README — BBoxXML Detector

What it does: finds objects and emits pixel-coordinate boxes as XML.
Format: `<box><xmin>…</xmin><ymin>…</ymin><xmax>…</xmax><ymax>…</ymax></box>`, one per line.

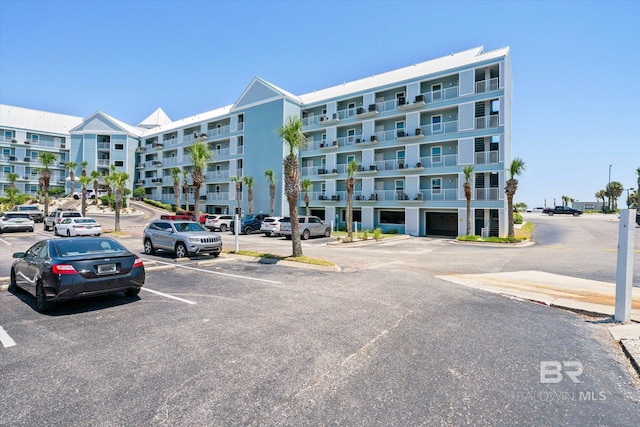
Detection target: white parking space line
<box><xmin>0</xmin><ymin>326</ymin><xmax>17</xmax><ymax>348</ymax></box>
<box><xmin>141</xmin><ymin>288</ymin><xmax>197</xmax><ymax>305</ymax></box>
<box><xmin>145</xmin><ymin>259</ymin><xmax>283</xmax><ymax>284</ymax></box>
<box><xmin>0</xmin><ymin>237</ymin><xmax>13</xmax><ymax>246</ymax></box>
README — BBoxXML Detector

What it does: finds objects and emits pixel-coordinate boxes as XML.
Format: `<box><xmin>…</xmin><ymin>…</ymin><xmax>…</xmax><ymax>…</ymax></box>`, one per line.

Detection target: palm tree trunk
<box><xmin>507</xmin><ymin>192</ymin><xmax>515</xmax><ymax>238</ymax></box>
<box><xmin>270</xmin><ymin>184</ymin><xmax>275</xmax><ymax>217</ymax></box>
<box><xmin>465</xmin><ymin>183</ymin><xmax>472</xmax><ymax>235</ymax></box>
<box><xmin>115</xmin><ymin>190</ymin><xmax>122</xmax><ymax>232</ymax></box>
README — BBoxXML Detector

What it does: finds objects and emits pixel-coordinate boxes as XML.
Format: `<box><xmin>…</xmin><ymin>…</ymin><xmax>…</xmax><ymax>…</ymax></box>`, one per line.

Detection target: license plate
<box><xmin>97</xmin><ymin>263</ymin><xmax>116</xmax><ymax>274</ymax></box>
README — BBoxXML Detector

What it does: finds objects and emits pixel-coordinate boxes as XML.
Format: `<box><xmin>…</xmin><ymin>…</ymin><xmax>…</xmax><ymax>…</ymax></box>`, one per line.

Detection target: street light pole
<box><xmin>608</xmin><ymin>164</ymin><xmax>612</xmax><ymax>211</ymax></box>
<box><xmin>626</xmin><ymin>188</ymin><xmax>634</xmax><ymax>208</ymax></box>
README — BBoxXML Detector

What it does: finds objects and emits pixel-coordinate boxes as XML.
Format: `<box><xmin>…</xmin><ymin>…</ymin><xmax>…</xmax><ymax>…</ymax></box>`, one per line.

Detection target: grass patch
<box><xmin>456</xmin><ymin>221</ymin><xmax>534</xmax><ymax>244</ymax></box>
<box><xmin>223</xmin><ymin>249</ymin><xmax>335</xmax><ymax>267</ymax></box>
<box><xmin>516</xmin><ymin>222</ymin><xmax>534</xmax><ymax>240</ymax></box>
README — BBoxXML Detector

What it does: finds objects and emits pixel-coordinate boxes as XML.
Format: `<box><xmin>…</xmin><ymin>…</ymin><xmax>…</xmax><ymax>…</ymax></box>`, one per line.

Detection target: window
<box><xmin>395</xmin><ymin>180</ymin><xmax>404</xmax><ymax>191</ymax></box>
<box><xmin>238</xmin><ymin>114</ymin><xmax>244</xmax><ymax>123</ymax></box>
<box><xmin>380</xmin><ymin>210</ymin><xmax>405</xmax><ymax>224</ymax></box>
<box><xmin>431</xmin><ymin>146</ymin><xmax>441</xmax><ymax>163</ymax></box>
<box><xmin>347</xmin><ymin>102</ymin><xmax>356</xmax><ymax>117</ymax></box>
<box><xmin>347</xmin><ymin>154</ymin><xmax>355</xmax><ymax>164</ymax></box>
<box><xmin>31</xmin><ymin>134</ymin><xmax>39</xmax><ymax>144</ymax></box>
<box><xmin>322</xmin><ymin>108</ymin><xmax>327</xmax><ymax>115</ymax></box>
<box><xmin>347</xmin><ymin>128</ymin><xmax>355</xmax><ymax>143</ymax></box>
<box><xmin>215</xmin><ymin>185</ymin><xmax>221</xmax><ymax>193</ymax></box>
<box><xmin>432</xmin><ymin>178</ymin><xmax>442</xmax><ymax>194</ymax></box>
<box><xmin>432</xmin><ymin>115</ymin><xmax>442</xmax><ymax>133</ymax></box>
<box><xmin>490</xmin><ymin>136</ymin><xmax>499</xmax><ymax>151</ymax></box>
<box><xmin>490</xmin><ymin>172</ymin><xmax>499</xmax><ymax>188</ymax></box>
<box><xmin>395</xmin><ymin>121</ymin><xmax>405</xmax><ymax>130</ymax></box>
<box><xmin>115</xmin><ymin>144</ymin><xmax>124</xmax><ymax>150</ymax></box>
<box><xmin>432</xmin><ymin>84</ymin><xmax>442</xmax><ymax>100</ymax></box>
<box><xmin>396</xmin><ymin>150</ymin><xmax>405</xmax><ymax>161</ymax></box>
<box><xmin>4</xmin><ymin>131</ymin><xmax>12</xmax><ymax>140</ymax></box>
<box><xmin>490</xmin><ymin>99</ymin><xmax>500</xmax><ymax>115</ymax></box>
<box><xmin>115</xmin><ymin>161</ymin><xmax>124</xmax><ymax>167</ymax></box>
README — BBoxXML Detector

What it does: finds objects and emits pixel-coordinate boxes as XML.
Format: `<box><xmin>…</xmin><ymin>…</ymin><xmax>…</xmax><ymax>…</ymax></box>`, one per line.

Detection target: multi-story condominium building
<box><xmin>0</xmin><ymin>45</ymin><xmax>511</xmax><ymax>237</ymax></box>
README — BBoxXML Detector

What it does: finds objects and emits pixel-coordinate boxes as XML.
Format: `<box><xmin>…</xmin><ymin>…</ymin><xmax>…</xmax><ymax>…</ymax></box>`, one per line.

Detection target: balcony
<box><xmin>97</xmin><ymin>142</ymin><xmax>110</xmax><ymax>150</ymax></box>
<box><xmin>97</xmin><ymin>159</ymin><xmax>110</xmax><ymax>167</ymax></box>
<box><xmin>205</xmin><ymin>170</ymin><xmax>230</xmax><ymax>180</ymax></box>
<box><xmin>418</xmin><ymin>188</ymin><xmax>458</xmax><ymax>201</ymax></box>
<box><xmin>206</xmin><ymin>191</ymin><xmax>230</xmax><ymax>201</ymax></box>
<box><xmin>136</xmin><ymin>146</ymin><xmax>146</xmax><ymax>153</ymax></box>
<box><xmin>419</xmin><ymin>153</ymin><xmax>458</xmax><ymax>168</ymax></box>
<box><xmin>475</xmin><ymin>78</ymin><xmax>499</xmax><ymax>94</ymax></box>
<box><xmin>206</xmin><ymin>124</ymin><xmax>231</xmax><ymax>139</ymax></box>
<box><xmin>475</xmin><ymin>151</ymin><xmax>500</xmax><ymax>164</ymax></box>
<box><xmin>475</xmin><ymin>188</ymin><xmax>500</xmax><ymax>200</ymax></box>
<box><xmin>475</xmin><ymin>114</ymin><xmax>500</xmax><ymax>130</ymax></box>
<box><xmin>416</xmin><ymin>120</ymin><xmax>459</xmax><ymax>137</ymax></box>
<box><xmin>152</xmin><ymin>142</ymin><xmax>163</xmax><ymax>149</ymax></box>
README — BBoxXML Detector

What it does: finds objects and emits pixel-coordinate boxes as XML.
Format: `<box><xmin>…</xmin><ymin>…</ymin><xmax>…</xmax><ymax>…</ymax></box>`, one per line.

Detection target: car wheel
<box><xmin>67</xmin><ymin>229</ymin><xmax>71</xmax><ymax>237</ymax></box>
<box><xmin>95</xmin><ymin>233</ymin><xmax>101</xmax><ymax>236</ymax></box>
<box><xmin>35</xmin><ymin>280</ymin><xmax>54</xmax><ymax>313</ymax></box>
<box><xmin>9</xmin><ymin>269</ymin><xmax>18</xmax><ymax>293</ymax></box>
<box><xmin>285</xmin><ymin>235</ymin><xmax>292</xmax><ymax>240</ymax></box>
<box><xmin>244</xmin><ymin>226</ymin><xmax>253</xmax><ymax>235</ymax></box>
<box><xmin>548</xmin><ymin>212</ymin><xmax>554</xmax><ymax>216</ymax></box>
<box><xmin>175</xmin><ymin>242</ymin><xmax>188</xmax><ymax>258</ymax></box>
<box><xmin>220</xmin><ymin>224</ymin><xmax>228</xmax><ymax>232</ymax></box>
<box><xmin>53</xmin><ymin>226</ymin><xmax>58</xmax><ymax>236</ymax></box>
<box><xmin>573</xmin><ymin>212</ymin><xmax>579</xmax><ymax>217</ymax></box>
<box><xmin>143</xmin><ymin>238</ymin><xmax>155</xmax><ymax>255</ymax></box>
<box><xmin>29</xmin><ymin>228</ymin><xmax>34</xmax><ymax>232</ymax></box>
<box><xmin>324</xmin><ymin>228</ymin><xmax>331</xmax><ymax>237</ymax></box>
<box><xmin>44</xmin><ymin>223</ymin><xmax>49</xmax><ymax>231</ymax></box>
<box><xmin>264</xmin><ymin>233</ymin><xmax>270</xmax><ymax>237</ymax></box>
<box><xmin>302</xmin><ymin>229</ymin><xmax>310</xmax><ymax>240</ymax></box>
<box><xmin>211</xmin><ymin>250</ymin><xmax>221</xmax><ymax>258</ymax></box>
<box><xmin>124</xmin><ymin>287</ymin><xmax>140</xmax><ymax>297</ymax></box>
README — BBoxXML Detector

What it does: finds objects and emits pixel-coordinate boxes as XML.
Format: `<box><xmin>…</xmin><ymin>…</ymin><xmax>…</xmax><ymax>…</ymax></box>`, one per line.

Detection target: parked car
<box><xmin>279</xmin><ymin>215</ymin><xmax>331</xmax><ymax>240</ymax></box>
<box><xmin>9</xmin><ymin>237</ymin><xmax>145</xmax><ymax>312</ymax></box>
<box><xmin>542</xmin><ymin>206</ymin><xmax>583</xmax><ymax>216</ymax></box>
<box><xmin>204</xmin><ymin>214</ymin><xmax>234</xmax><ymax>232</ymax></box>
<box><xmin>12</xmin><ymin>204</ymin><xmax>44</xmax><ymax>223</ymax></box>
<box><xmin>44</xmin><ymin>209</ymin><xmax>82</xmax><ymax>231</ymax></box>
<box><xmin>230</xmin><ymin>214</ymin><xmax>269</xmax><ymax>234</ymax></box>
<box><xmin>143</xmin><ymin>220</ymin><xmax>222</xmax><ymax>258</ymax></box>
<box><xmin>636</xmin><ymin>211</ymin><xmax>640</xmax><ymax>226</ymax></box>
<box><xmin>54</xmin><ymin>217</ymin><xmax>102</xmax><ymax>237</ymax></box>
<box><xmin>527</xmin><ymin>207</ymin><xmax>544</xmax><ymax>213</ymax></box>
<box><xmin>0</xmin><ymin>212</ymin><xmax>35</xmax><ymax>233</ymax></box>
<box><xmin>260</xmin><ymin>216</ymin><xmax>285</xmax><ymax>236</ymax></box>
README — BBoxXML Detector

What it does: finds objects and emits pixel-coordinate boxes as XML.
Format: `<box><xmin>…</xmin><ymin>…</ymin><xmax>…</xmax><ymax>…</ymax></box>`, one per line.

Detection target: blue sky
<box><xmin>1</xmin><ymin>0</ymin><xmax>638</xmax><ymax>208</ymax></box>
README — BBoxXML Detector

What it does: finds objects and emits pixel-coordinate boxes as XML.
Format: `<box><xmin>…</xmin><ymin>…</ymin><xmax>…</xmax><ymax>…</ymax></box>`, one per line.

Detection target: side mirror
<box><xmin>13</xmin><ymin>252</ymin><xmax>26</xmax><ymax>259</ymax></box>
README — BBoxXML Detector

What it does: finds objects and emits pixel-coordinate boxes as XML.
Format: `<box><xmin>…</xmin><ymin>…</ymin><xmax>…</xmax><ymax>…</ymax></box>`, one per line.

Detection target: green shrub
<box><xmin>362</xmin><ymin>229</ymin><xmax>370</xmax><ymax>240</ymax></box>
<box><xmin>373</xmin><ymin>228</ymin><xmax>382</xmax><ymax>240</ymax></box>
<box><xmin>387</xmin><ymin>228</ymin><xmax>398</xmax><ymax>234</ymax></box>
<box><xmin>514</xmin><ymin>212</ymin><xmax>523</xmax><ymax>224</ymax></box>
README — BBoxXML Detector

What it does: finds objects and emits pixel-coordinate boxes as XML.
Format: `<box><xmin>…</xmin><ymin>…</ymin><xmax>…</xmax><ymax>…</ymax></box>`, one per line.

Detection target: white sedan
<box><xmin>54</xmin><ymin>217</ymin><xmax>102</xmax><ymax>237</ymax></box>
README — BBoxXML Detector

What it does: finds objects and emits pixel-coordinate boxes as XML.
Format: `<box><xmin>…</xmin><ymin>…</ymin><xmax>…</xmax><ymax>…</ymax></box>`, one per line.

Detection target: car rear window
<box><xmin>18</xmin><ymin>206</ymin><xmax>39</xmax><ymax>211</ymax></box>
<box><xmin>5</xmin><ymin>213</ymin><xmax>32</xmax><ymax>219</ymax></box>
<box><xmin>75</xmin><ymin>218</ymin><xmax>98</xmax><ymax>224</ymax></box>
<box><xmin>54</xmin><ymin>239</ymin><xmax>127</xmax><ymax>257</ymax></box>
<box><xmin>63</xmin><ymin>212</ymin><xmax>82</xmax><ymax>218</ymax></box>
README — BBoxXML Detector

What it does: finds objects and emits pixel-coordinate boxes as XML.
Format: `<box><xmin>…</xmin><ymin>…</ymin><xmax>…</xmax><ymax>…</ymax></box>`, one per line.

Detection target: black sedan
<box><xmin>9</xmin><ymin>237</ymin><xmax>145</xmax><ymax>312</ymax></box>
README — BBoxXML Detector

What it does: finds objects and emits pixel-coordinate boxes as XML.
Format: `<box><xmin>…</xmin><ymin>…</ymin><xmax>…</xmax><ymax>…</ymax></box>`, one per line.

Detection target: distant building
<box><xmin>572</xmin><ymin>201</ymin><xmax>605</xmax><ymax>211</ymax></box>
<box><xmin>1</xmin><ymin>45</ymin><xmax>512</xmax><ymax>236</ymax></box>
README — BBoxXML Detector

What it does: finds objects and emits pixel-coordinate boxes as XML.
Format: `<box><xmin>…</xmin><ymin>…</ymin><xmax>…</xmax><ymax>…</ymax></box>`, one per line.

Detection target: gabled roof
<box><xmin>0</xmin><ymin>104</ymin><xmax>83</xmax><ymax>135</ymax></box>
<box><xmin>137</xmin><ymin>108</ymin><xmax>172</xmax><ymax>129</ymax></box>
<box><xmin>70</xmin><ymin>110</ymin><xmax>146</xmax><ymax>136</ymax></box>
<box><xmin>231</xmin><ymin>77</ymin><xmax>303</xmax><ymax>111</ymax></box>
<box><xmin>139</xmin><ymin>104</ymin><xmax>233</xmax><ymax>137</ymax></box>
<box><xmin>298</xmin><ymin>46</ymin><xmax>510</xmax><ymax>104</ymax></box>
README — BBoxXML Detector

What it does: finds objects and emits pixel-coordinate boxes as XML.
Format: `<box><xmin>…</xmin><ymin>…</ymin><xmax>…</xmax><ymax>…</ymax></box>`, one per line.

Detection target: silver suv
<box><xmin>143</xmin><ymin>220</ymin><xmax>222</xmax><ymax>258</ymax></box>
<box><xmin>44</xmin><ymin>209</ymin><xmax>82</xmax><ymax>231</ymax></box>
<box><xmin>279</xmin><ymin>216</ymin><xmax>331</xmax><ymax>240</ymax></box>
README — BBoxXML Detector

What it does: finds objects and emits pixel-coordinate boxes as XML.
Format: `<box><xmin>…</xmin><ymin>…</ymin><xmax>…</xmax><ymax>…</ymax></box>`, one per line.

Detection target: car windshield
<box><xmin>19</xmin><ymin>206</ymin><xmax>39</xmax><ymax>211</ymax></box>
<box><xmin>175</xmin><ymin>222</ymin><xmax>206</xmax><ymax>232</ymax></box>
<box><xmin>75</xmin><ymin>218</ymin><xmax>97</xmax><ymax>224</ymax></box>
<box><xmin>54</xmin><ymin>239</ymin><xmax>128</xmax><ymax>257</ymax></box>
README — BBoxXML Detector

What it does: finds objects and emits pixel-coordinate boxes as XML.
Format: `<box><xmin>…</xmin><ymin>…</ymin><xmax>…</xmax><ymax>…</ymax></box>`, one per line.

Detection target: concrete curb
<box><xmin>326</xmin><ymin>234</ymin><xmax>411</xmax><ymax>247</ymax></box>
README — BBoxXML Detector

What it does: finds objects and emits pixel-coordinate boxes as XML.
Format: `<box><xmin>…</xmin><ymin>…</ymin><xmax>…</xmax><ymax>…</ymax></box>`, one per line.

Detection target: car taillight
<box><xmin>52</xmin><ymin>264</ymin><xmax>78</xmax><ymax>275</ymax></box>
<box><xmin>134</xmin><ymin>258</ymin><xmax>144</xmax><ymax>268</ymax></box>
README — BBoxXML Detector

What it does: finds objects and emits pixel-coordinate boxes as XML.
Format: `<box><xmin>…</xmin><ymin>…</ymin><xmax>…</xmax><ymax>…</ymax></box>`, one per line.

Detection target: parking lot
<box><xmin>1</xmin><ymin>213</ymin><xmax>639</xmax><ymax>425</ymax></box>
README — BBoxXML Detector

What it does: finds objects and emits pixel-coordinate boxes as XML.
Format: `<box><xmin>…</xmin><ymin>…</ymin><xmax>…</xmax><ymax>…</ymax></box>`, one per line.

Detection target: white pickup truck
<box><xmin>73</xmin><ymin>189</ymin><xmax>107</xmax><ymax>199</ymax></box>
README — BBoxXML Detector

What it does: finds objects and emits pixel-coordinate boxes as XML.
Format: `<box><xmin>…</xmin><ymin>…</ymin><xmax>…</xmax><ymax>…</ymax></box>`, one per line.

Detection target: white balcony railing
<box><xmin>205</xmin><ymin>191</ymin><xmax>230</xmax><ymax>201</ymax></box>
<box><xmin>207</xmin><ymin>125</ymin><xmax>231</xmax><ymax>139</ymax></box>
<box><xmin>419</xmin><ymin>153</ymin><xmax>457</xmax><ymax>168</ymax></box>
<box><xmin>206</xmin><ymin>170</ymin><xmax>230</xmax><ymax>180</ymax></box>
<box><xmin>475</xmin><ymin>115</ymin><xmax>500</xmax><ymax>129</ymax></box>
<box><xmin>476</xmin><ymin>188</ymin><xmax>500</xmax><ymax>200</ymax></box>
<box><xmin>475</xmin><ymin>151</ymin><xmax>500</xmax><ymax>164</ymax></box>
<box><xmin>475</xmin><ymin>78</ymin><xmax>499</xmax><ymax>94</ymax></box>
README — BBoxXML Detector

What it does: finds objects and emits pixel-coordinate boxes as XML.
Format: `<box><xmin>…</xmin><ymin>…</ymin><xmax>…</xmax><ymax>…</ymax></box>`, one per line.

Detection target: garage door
<box><xmin>425</xmin><ymin>212</ymin><xmax>458</xmax><ymax>237</ymax></box>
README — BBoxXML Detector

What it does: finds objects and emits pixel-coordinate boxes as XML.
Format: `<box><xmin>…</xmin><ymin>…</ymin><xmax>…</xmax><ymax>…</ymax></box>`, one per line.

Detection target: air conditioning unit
<box><xmin>356</xmin><ymin>107</ymin><xmax>365</xmax><ymax>114</ymax></box>
<box><xmin>398</xmin><ymin>96</ymin><xmax>406</xmax><ymax>105</ymax></box>
<box><xmin>415</xmin><ymin>94</ymin><xmax>425</xmax><ymax>103</ymax></box>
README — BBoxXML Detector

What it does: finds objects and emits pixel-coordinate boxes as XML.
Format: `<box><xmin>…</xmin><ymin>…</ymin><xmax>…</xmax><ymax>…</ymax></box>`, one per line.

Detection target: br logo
<box><xmin>540</xmin><ymin>361</ymin><xmax>583</xmax><ymax>384</ymax></box>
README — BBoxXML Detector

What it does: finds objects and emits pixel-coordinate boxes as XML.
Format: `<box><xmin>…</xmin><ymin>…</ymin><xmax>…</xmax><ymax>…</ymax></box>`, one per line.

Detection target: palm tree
<box><xmin>38</xmin><ymin>152</ymin><xmax>57</xmax><ymax>216</ymax></box>
<box><xmin>504</xmin><ymin>157</ymin><xmax>526</xmax><ymax>239</ymax></box>
<box><xmin>91</xmin><ymin>170</ymin><xmax>101</xmax><ymax>205</ymax></box>
<box><xmin>277</xmin><ymin>116</ymin><xmax>306</xmax><ymax>257</ymax></box>
<box><xmin>463</xmin><ymin>165</ymin><xmax>474</xmax><ymax>235</ymax></box>
<box><xmin>65</xmin><ymin>161</ymin><xmax>77</xmax><ymax>199</ymax></box>
<box><xmin>607</xmin><ymin>181</ymin><xmax>623</xmax><ymax>210</ymax></box>
<box><xmin>301</xmin><ymin>178</ymin><xmax>312</xmax><ymax>216</ymax></box>
<box><xmin>345</xmin><ymin>160</ymin><xmax>358</xmax><ymax>241</ymax></box>
<box><xmin>189</xmin><ymin>139</ymin><xmax>212</xmax><ymax>219</ymax></box>
<box><xmin>7</xmin><ymin>172</ymin><xmax>19</xmax><ymax>190</ymax></box>
<box><xmin>264</xmin><ymin>169</ymin><xmax>276</xmax><ymax>217</ymax></box>
<box><xmin>636</xmin><ymin>167</ymin><xmax>640</xmax><ymax>208</ymax></box>
<box><xmin>104</xmin><ymin>165</ymin><xmax>116</xmax><ymax>208</ymax></box>
<box><xmin>243</xmin><ymin>176</ymin><xmax>254</xmax><ymax>215</ymax></box>
<box><xmin>182</xmin><ymin>170</ymin><xmax>190</xmax><ymax>211</ymax></box>
<box><xmin>230</xmin><ymin>176</ymin><xmax>242</xmax><ymax>215</ymax></box>
<box><xmin>595</xmin><ymin>190</ymin><xmax>607</xmax><ymax>212</ymax></box>
<box><xmin>78</xmin><ymin>175</ymin><xmax>92</xmax><ymax>216</ymax></box>
<box><xmin>171</xmin><ymin>167</ymin><xmax>182</xmax><ymax>211</ymax></box>
<box><xmin>110</xmin><ymin>171</ymin><xmax>129</xmax><ymax>232</ymax></box>
<box><xmin>80</xmin><ymin>161</ymin><xmax>88</xmax><ymax>177</ymax></box>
